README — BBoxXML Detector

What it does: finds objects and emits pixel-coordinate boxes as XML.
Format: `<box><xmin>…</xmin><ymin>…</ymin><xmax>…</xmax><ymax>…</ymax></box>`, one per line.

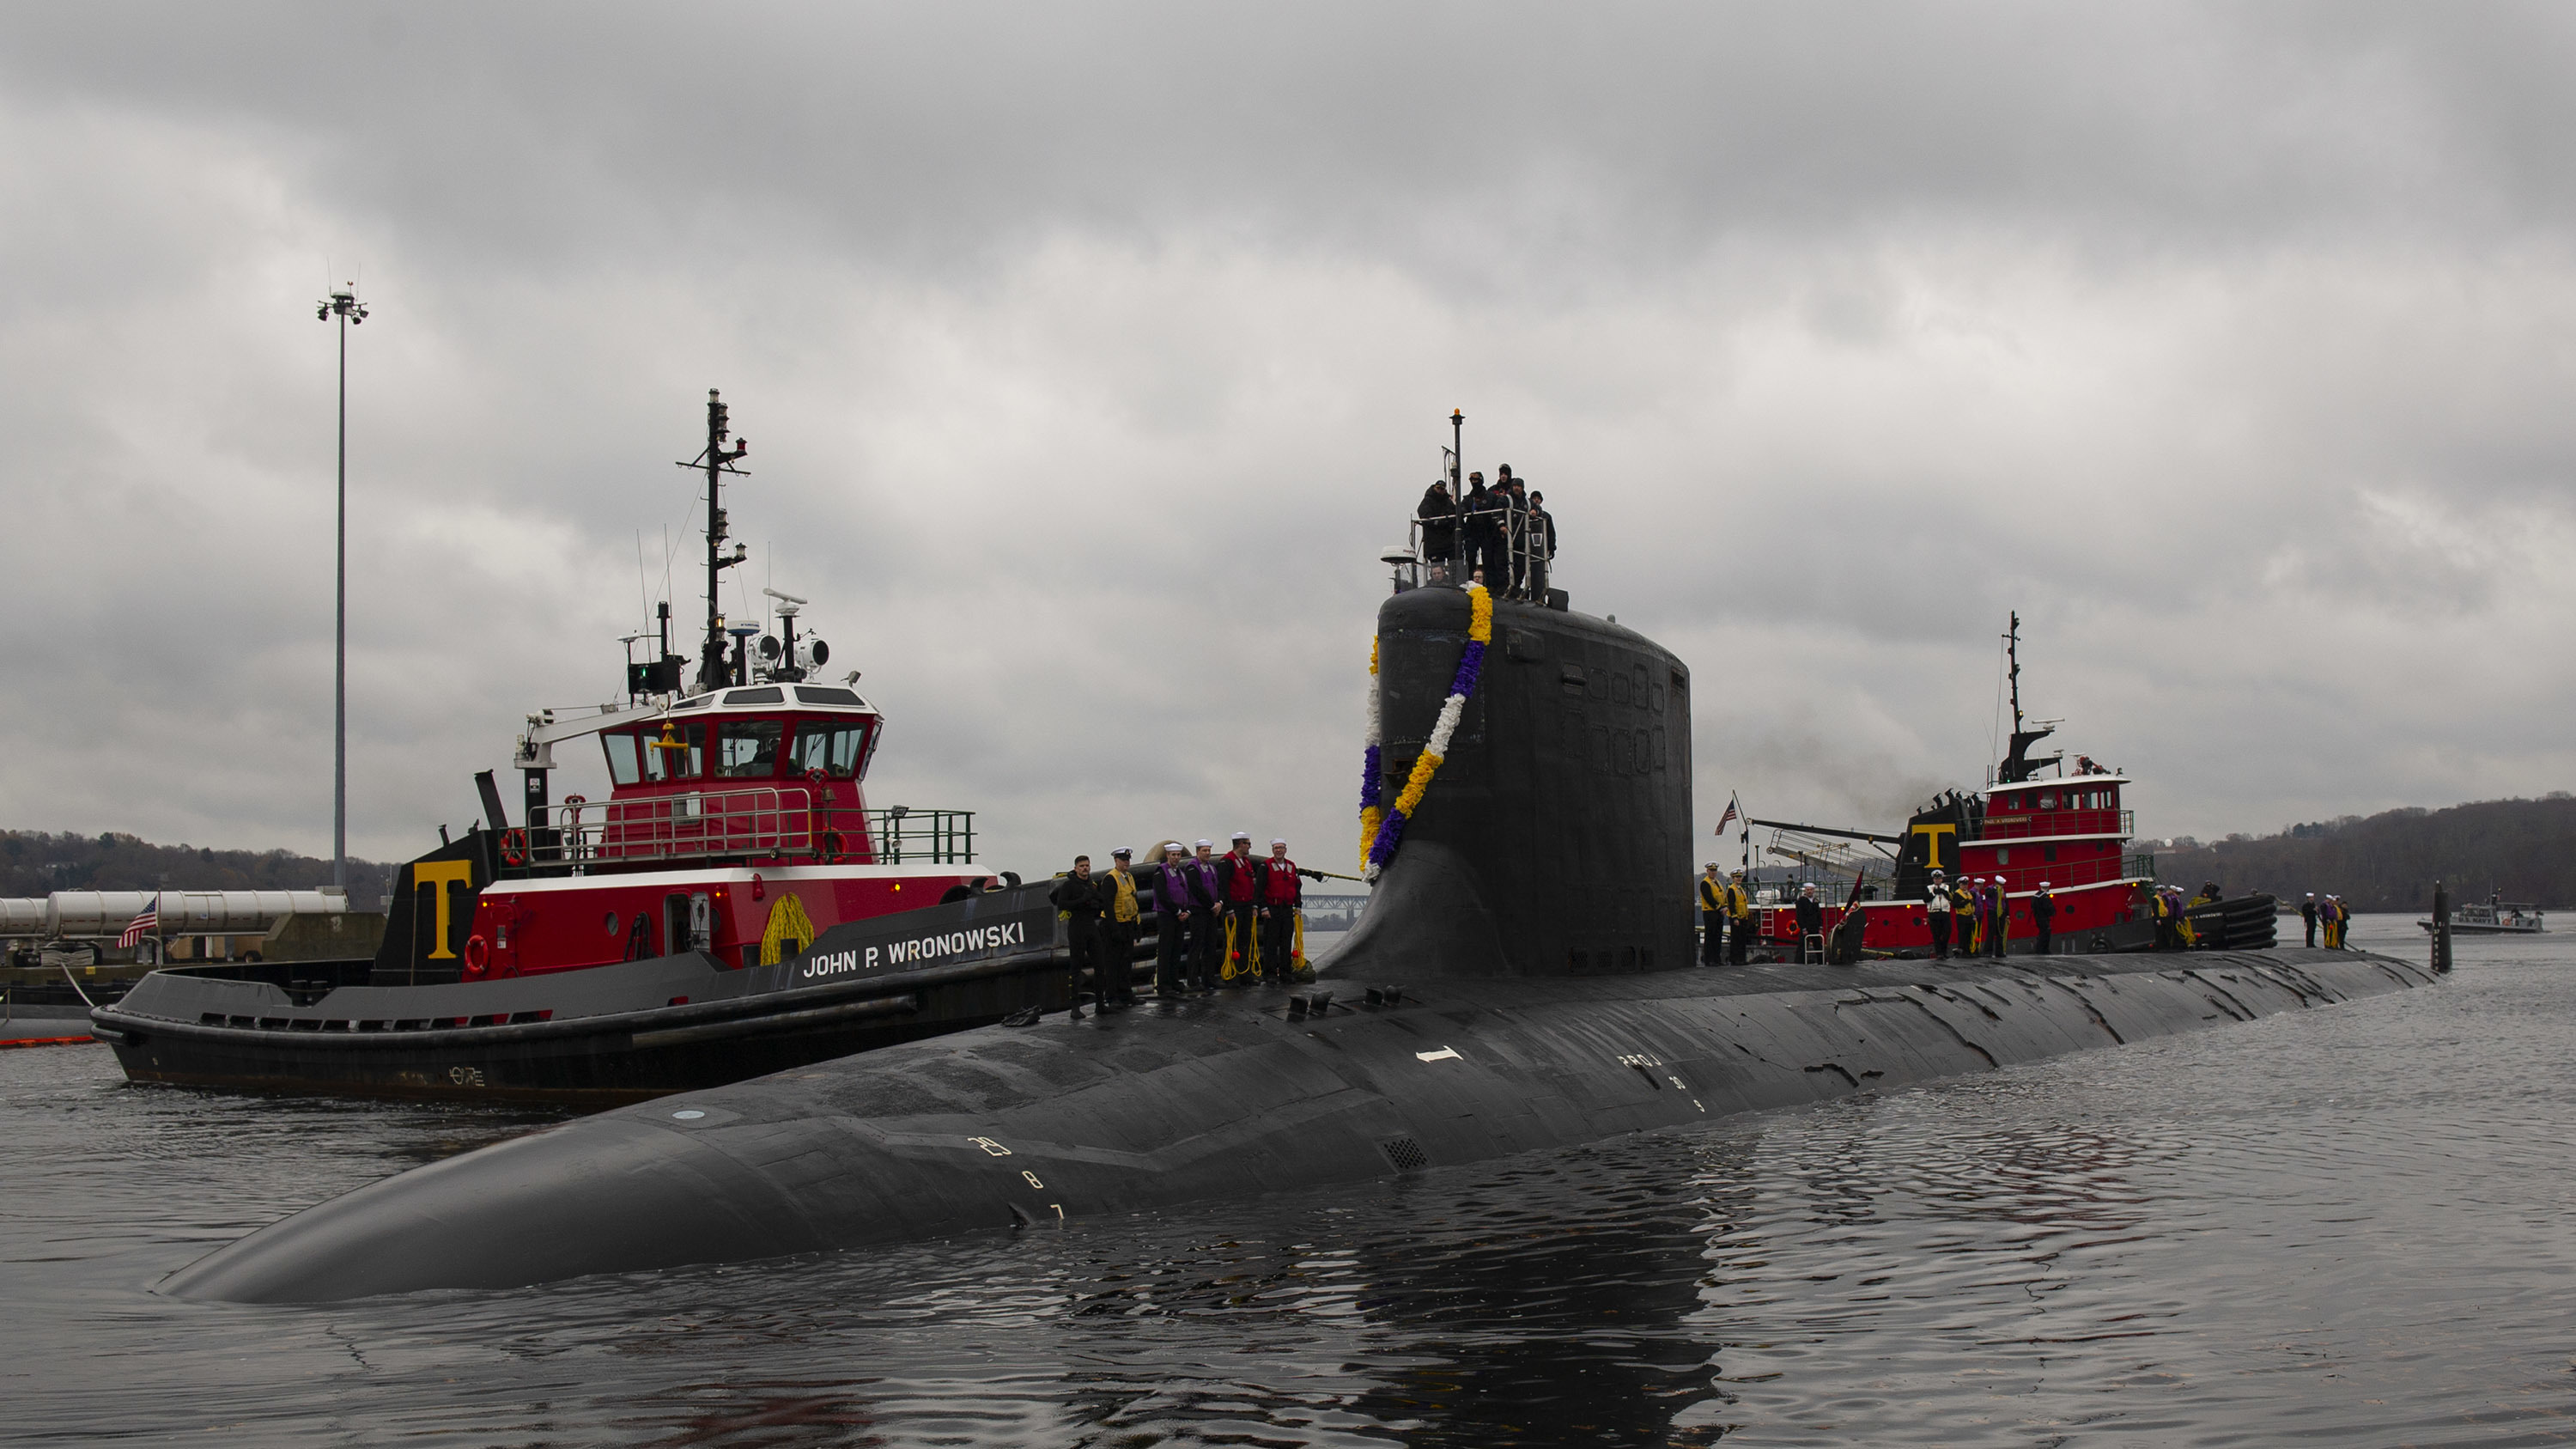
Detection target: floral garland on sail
<box><xmin>1360</xmin><ymin>582</ymin><xmax>1493</xmax><ymax>882</ymax></box>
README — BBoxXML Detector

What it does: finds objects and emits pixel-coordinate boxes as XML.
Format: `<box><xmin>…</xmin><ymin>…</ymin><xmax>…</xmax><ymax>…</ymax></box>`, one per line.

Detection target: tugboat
<box><xmin>1741</xmin><ymin>614</ymin><xmax>2275</xmax><ymax>959</ymax></box>
<box><xmin>2421</xmin><ymin>896</ymin><xmax>2547</xmax><ymax>935</ymax></box>
<box><xmin>93</xmin><ymin>393</ymin><xmax>1091</xmax><ymax>1103</ymax></box>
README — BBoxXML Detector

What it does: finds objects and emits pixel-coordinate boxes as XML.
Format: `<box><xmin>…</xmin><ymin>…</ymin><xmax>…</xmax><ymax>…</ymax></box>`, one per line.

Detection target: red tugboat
<box><xmin>94</xmin><ymin>393</ymin><xmax>1089</xmax><ymax>1103</ymax></box>
<box><xmin>1740</xmin><ymin>615</ymin><xmax>2275</xmax><ymax>959</ymax></box>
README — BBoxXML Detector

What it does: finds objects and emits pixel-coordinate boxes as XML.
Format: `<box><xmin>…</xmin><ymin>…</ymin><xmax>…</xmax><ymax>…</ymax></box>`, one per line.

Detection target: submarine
<box><xmin>163</xmin><ymin>575</ymin><xmax>2438</xmax><ymax>1303</ymax></box>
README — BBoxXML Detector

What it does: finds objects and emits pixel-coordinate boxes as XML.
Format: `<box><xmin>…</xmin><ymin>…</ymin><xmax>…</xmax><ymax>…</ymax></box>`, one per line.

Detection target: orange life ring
<box><xmin>463</xmin><ymin>932</ymin><xmax>490</xmax><ymax>978</ymax></box>
<box><xmin>500</xmin><ymin>828</ymin><xmax>529</xmax><ymax>868</ymax></box>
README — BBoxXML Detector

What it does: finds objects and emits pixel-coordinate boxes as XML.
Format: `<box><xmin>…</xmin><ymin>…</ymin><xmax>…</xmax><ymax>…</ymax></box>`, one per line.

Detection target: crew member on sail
<box><xmin>2032</xmin><ymin>881</ymin><xmax>2056</xmax><ymax>956</ymax></box>
<box><xmin>1926</xmin><ymin>868</ymin><xmax>1953</xmax><ymax>960</ymax></box>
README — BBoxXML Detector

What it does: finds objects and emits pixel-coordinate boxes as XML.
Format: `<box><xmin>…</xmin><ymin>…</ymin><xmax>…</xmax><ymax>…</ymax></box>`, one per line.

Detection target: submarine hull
<box><xmin>165</xmin><ymin>947</ymin><xmax>2433</xmax><ymax>1302</ymax></box>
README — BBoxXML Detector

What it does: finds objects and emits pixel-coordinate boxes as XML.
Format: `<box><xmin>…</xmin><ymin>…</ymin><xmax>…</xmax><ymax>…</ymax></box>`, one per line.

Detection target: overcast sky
<box><xmin>3</xmin><ymin>2</ymin><xmax>2571</xmax><ymax>880</ymax></box>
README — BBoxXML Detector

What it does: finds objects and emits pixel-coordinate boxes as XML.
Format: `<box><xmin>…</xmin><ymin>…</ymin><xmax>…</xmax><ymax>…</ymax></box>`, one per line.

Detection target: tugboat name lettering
<box><xmin>802</xmin><ymin>921</ymin><xmax>1028</xmax><ymax>979</ymax></box>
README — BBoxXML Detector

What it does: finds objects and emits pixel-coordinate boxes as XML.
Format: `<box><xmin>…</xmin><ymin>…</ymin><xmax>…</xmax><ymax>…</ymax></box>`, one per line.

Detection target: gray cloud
<box><xmin>2</xmin><ymin>2</ymin><xmax>2572</xmax><ymax>880</ymax></box>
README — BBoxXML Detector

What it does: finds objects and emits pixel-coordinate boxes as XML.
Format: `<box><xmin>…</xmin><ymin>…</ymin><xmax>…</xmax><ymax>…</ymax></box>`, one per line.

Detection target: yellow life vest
<box><xmin>1109</xmin><ymin>868</ymin><xmax>1139</xmax><ymax>923</ymax></box>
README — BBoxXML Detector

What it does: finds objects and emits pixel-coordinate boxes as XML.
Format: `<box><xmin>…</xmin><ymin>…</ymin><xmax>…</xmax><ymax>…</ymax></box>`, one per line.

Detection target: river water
<box><xmin>4</xmin><ymin>914</ymin><xmax>2570</xmax><ymax>1446</ymax></box>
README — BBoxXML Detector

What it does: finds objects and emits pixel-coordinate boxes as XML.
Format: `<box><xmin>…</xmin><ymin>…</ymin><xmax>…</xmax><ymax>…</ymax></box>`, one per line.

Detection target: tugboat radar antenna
<box><xmin>678</xmin><ymin>389</ymin><xmax>751</xmax><ymax>693</ymax></box>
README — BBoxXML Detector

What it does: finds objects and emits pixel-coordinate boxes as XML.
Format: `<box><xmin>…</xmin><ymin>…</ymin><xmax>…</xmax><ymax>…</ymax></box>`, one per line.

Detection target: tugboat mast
<box><xmin>682</xmin><ymin>390</ymin><xmax>750</xmax><ymax>693</ymax></box>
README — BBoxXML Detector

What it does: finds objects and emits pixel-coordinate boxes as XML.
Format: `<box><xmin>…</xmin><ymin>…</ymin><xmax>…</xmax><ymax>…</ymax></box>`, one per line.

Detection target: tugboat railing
<box><xmin>522</xmin><ymin>789</ymin><xmax>975</xmax><ymax>869</ymax></box>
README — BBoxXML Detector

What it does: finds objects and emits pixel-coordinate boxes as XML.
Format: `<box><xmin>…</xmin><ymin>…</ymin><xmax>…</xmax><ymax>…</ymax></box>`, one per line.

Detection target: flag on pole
<box><xmin>116</xmin><ymin>905</ymin><xmax>158</xmax><ymax>948</ymax></box>
<box><xmin>1716</xmin><ymin>800</ymin><xmax>1738</xmax><ymax>833</ymax></box>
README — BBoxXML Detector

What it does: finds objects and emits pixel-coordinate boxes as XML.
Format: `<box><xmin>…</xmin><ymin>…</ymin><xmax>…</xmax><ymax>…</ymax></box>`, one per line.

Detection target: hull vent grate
<box><xmin>1377</xmin><ymin>1135</ymin><xmax>1430</xmax><ymax>1172</ymax></box>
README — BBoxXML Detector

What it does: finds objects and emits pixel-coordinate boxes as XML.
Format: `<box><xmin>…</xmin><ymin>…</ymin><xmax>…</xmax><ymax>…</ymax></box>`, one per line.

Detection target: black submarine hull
<box><xmin>162</xmin><ymin>587</ymin><xmax>2436</xmax><ymax>1303</ymax></box>
<box><xmin>162</xmin><ymin>947</ymin><xmax>2431</xmax><ymax>1302</ymax></box>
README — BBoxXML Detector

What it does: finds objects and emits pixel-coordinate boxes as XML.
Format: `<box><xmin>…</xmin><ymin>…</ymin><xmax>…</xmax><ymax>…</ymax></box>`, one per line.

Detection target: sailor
<box><xmin>1415</xmin><ymin>483</ymin><xmax>1457</xmax><ymax>578</ymax></box>
<box><xmin>2324</xmin><ymin>894</ymin><xmax>2345</xmax><ymax>949</ymax></box>
<box><xmin>1187</xmin><ymin>841</ymin><xmax>1225</xmax><ymax>989</ymax></box>
<box><xmin>1096</xmin><ymin>848</ymin><xmax>1141</xmax><ymax>1007</ymax></box>
<box><xmin>1953</xmin><ymin>874</ymin><xmax>1980</xmax><ymax>956</ymax></box>
<box><xmin>1525</xmin><ymin>490</ymin><xmax>1557</xmax><ymax>602</ymax></box>
<box><xmin>1727</xmin><ymin>869</ymin><xmax>1753</xmax><ymax>963</ymax></box>
<box><xmin>1698</xmin><ymin>863</ymin><xmax>1728</xmax><ymax>965</ymax></box>
<box><xmin>1925</xmin><ymin>868</ymin><xmax>1953</xmax><ymax>960</ymax></box>
<box><xmin>1257</xmin><ymin>838</ymin><xmax>1303</xmax><ymax>983</ymax></box>
<box><xmin>2031</xmin><ymin>881</ymin><xmax>2056</xmax><ymax>956</ymax></box>
<box><xmin>1461</xmin><ymin>472</ymin><xmax>1504</xmax><ymax>587</ymax></box>
<box><xmin>1151</xmin><ymin>843</ymin><xmax>1200</xmax><ymax>997</ymax></box>
<box><xmin>1048</xmin><ymin>855</ymin><xmax>1103</xmax><ymax>1018</ymax></box>
<box><xmin>1794</xmin><ymin>884</ymin><xmax>1824</xmax><ymax>964</ymax></box>
<box><xmin>1497</xmin><ymin>466</ymin><xmax>1528</xmax><ymax>599</ymax></box>
<box><xmin>1214</xmin><ymin>831</ymin><xmax>1261</xmax><ymax>984</ymax></box>
<box><xmin>2300</xmin><ymin>892</ymin><xmax>2318</xmax><ymax>947</ymax></box>
<box><xmin>1988</xmin><ymin>877</ymin><xmax>2011</xmax><ymax>959</ymax></box>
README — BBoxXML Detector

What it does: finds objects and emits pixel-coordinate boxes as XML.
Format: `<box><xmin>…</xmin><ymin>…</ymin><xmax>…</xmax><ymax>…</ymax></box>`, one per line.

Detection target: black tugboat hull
<box><xmin>94</xmin><ymin>887</ymin><xmax>1092</xmax><ymax>1105</ymax></box>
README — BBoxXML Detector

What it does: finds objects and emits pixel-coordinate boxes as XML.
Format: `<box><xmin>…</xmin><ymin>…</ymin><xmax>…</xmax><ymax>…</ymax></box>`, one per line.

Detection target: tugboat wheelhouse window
<box><xmin>790</xmin><ymin>721</ymin><xmax>870</xmax><ymax>778</ymax></box>
<box><xmin>602</xmin><ymin>733</ymin><xmax>643</xmax><ymax>787</ymax></box>
<box><xmin>717</xmin><ymin>721</ymin><xmax>784</xmax><ymax>778</ymax></box>
<box><xmin>641</xmin><ymin>722</ymin><xmax>707</xmax><ymax>782</ymax></box>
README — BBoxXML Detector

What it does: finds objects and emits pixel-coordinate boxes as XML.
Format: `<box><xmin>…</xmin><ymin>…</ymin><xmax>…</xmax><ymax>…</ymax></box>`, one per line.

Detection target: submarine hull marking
<box><xmin>161</xmin><ymin>948</ymin><xmax>2432</xmax><ymax>1303</ymax></box>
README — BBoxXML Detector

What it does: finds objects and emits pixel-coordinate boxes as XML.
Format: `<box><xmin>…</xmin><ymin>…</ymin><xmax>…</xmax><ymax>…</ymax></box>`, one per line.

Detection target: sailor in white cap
<box><xmin>1213</xmin><ymin>831</ymin><xmax>1261</xmax><ymax>984</ymax></box>
<box><xmin>2031</xmin><ymin>880</ymin><xmax>2057</xmax><ymax>956</ymax></box>
<box><xmin>1984</xmin><ymin>876</ymin><xmax>2010</xmax><ymax>960</ymax></box>
<box><xmin>1257</xmin><ymin>837</ymin><xmax>1305</xmax><ymax>983</ymax></box>
<box><xmin>2300</xmin><ymin>892</ymin><xmax>2318</xmax><ymax>947</ymax></box>
<box><xmin>1095</xmin><ymin>848</ymin><xmax>1140</xmax><ymax>1007</ymax></box>
<box><xmin>1925</xmin><ymin>868</ymin><xmax>1953</xmax><ymax>961</ymax></box>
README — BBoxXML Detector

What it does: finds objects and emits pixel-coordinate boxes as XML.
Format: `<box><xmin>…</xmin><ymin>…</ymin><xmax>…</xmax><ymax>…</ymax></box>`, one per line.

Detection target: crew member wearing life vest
<box><xmin>1727</xmin><ymin>871</ymin><xmax>1753</xmax><ymax>964</ymax></box>
<box><xmin>1925</xmin><ymin>868</ymin><xmax>1953</xmax><ymax>960</ymax></box>
<box><xmin>1097</xmin><ymin>848</ymin><xmax>1141</xmax><ymax>1008</ymax></box>
<box><xmin>1698</xmin><ymin>863</ymin><xmax>1728</xmax><ymax>965</ymax></box>
<box><xmin>1257</xmin><ymin>838</ymin><xmax>1304</xmax><ymax>984</ymax></box>
<box><xmin>1214</xmin><ymin>831</ymin><xmax>1262</xmax><ymax>983</ymax></box>
<box><xmin>2031</xmin><ymin>881</ymin><xmax>2056</xmax><ymax>956</ymax></box>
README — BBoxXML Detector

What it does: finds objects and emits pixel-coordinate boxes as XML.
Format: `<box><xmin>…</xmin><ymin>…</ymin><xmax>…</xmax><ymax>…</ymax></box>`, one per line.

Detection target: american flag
<box><xmin>1716</xmin><ymin>801</ymin><xmax>1739</xmax><ymax>833</ymax></box>
<box><xmin>117</xmin><ymin>904</ymin><xmax>158</xmax><ymax>948</ymax></box>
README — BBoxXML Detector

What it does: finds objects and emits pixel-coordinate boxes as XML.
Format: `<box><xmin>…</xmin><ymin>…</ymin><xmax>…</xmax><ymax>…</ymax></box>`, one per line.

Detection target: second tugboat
<box><xmin>94</xmin><ymin>393</ymin><xmax>1089</xmax><ymax>1103</ymax></box>
<box><xmin>1739</xmin><ymin>614</ymin><xmax>2276</xmax><ymax>959</ymax></box>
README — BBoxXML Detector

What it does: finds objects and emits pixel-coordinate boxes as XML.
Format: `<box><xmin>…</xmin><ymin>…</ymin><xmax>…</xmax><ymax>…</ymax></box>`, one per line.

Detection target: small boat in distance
<box><xmin>2421</xmin><ymin>896</ymin><xmax>2547</xmax><ymax>935</ymax></box>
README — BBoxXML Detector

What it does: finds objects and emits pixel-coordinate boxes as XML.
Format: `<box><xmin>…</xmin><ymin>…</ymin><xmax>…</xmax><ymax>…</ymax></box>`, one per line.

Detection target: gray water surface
<box><xmin>3</xmin><ymin>914</ymin><xmax>2569</xmax><ymax>1446</ymax></box>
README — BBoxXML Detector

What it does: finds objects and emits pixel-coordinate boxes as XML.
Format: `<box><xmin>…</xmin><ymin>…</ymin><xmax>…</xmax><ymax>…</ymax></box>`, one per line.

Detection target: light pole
<box><xmin>316</xmin><ymin>283</ymin><xmax>368</xmax><ymax>894</ymax></box>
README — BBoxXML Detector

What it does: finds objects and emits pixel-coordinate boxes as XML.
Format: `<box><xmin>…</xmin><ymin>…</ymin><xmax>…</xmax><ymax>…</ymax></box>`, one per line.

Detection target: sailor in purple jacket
<box><xmin>1151</xmin><ymin>843</ymin><xmax>1201</xmax><ymax>997</ymax></box>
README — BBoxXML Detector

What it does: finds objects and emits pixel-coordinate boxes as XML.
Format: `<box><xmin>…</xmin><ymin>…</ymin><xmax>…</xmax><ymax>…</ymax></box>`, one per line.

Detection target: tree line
<box><xmin>2155</xmin><ymin>795</ymin><xmax>2576</xmax><ymax>912</ymax></box>
<box><xmin>1</xmin><ymin>831</ymin><xmax>395</xmax><ymax>909</ymax></box>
